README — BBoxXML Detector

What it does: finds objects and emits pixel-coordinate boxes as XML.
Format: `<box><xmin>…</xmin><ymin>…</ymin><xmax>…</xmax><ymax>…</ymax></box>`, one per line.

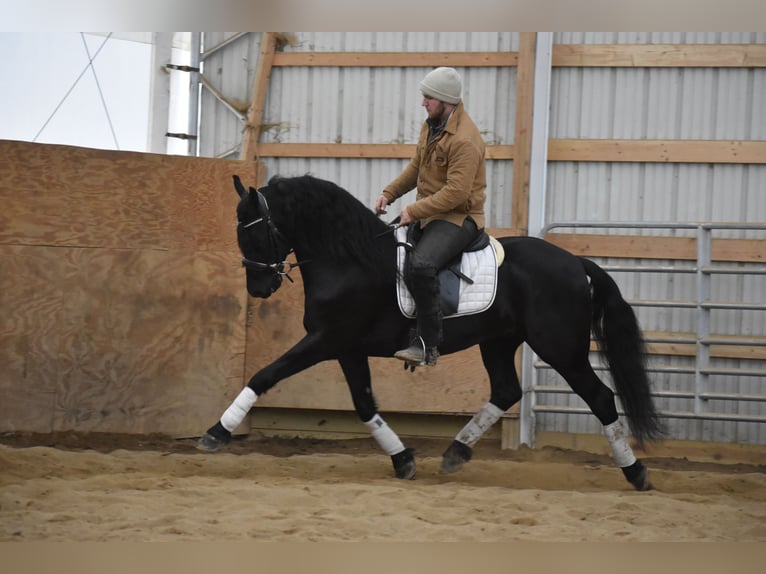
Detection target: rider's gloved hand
<box><xmin>374</xmin><ymin>194</ymin><xmax>389</xmax><ymax>215</ymax></box>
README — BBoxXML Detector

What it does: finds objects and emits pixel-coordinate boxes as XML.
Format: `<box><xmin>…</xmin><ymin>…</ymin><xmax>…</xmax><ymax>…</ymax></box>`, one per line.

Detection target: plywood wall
<box><xmin>0</xmin><ymin>141</ymin><xmax>257</xmax><ymax>437</ymax></box>
<box><xmin>0</xmin><ymin>140</ymin><xmax>502</xmax><ymax>440</ymax></box>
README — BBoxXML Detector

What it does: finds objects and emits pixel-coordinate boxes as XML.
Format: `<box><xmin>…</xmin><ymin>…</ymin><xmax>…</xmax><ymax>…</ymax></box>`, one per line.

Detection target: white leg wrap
<box><xmin>220</xmin><ymin>387</ymin><xmax>257</xmax><ymax>432</ymax></box>
<box><xmin>604</xmin><ymin>420</ymin><xmax>637</xmax><ymax>468</ymax></box>
<box><xmin>364</xmin><ymin>414</ymin><xmax>405</xmax><ymax>456</ymax></box>
<box><xmin>456</xmin><ymin>402</ymin><xmax>505</xmax><ymax>448</ymax></box>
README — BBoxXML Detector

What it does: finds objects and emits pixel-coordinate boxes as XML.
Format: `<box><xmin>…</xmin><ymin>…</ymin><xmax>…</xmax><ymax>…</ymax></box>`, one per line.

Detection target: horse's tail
<box><xmin>580</xmin><ymin>257</ymin><xmax>665</xmax><ymax>445</ymax></box>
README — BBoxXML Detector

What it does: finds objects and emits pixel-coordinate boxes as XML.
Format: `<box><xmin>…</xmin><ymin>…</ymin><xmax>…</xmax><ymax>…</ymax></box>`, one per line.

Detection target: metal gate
<box><xmin>519</xmin><ymin>222</ymin><xmax>766</xmax><ymax>447</ymax></box>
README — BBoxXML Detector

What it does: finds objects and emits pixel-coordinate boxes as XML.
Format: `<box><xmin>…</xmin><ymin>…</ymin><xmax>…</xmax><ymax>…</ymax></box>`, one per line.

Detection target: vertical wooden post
<box><xmin>512</xmin><ymin>32</ymin><xmax>537</xmax><ymax>235</ymax></box>
<box><xmin>240</xmin><ymin>32</ymin><xmax>278</xmax><ymax>162</ymax></box>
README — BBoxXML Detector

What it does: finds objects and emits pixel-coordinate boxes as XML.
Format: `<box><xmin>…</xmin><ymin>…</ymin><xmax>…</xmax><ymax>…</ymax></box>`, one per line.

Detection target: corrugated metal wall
<box><xmin>197</xmin><ymin>32</ymin><xmax>765</xmax><ymax>445</ymax></box>
<box><xmin>199</xmin><ymin>32</ymin><xmax>518</xmax><ymax>227</ymax></box>
<box><xmin>541</xmin><ymin>31</ymin><xmax>766</xmax><ymax>445</ymax></box>
<box><xmin>548</xmin><ymin>32</ymin><xmax>766</xmax><ymax>227</ymax></box>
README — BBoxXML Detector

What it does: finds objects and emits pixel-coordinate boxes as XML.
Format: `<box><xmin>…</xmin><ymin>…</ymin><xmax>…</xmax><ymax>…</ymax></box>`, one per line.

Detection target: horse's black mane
<box><xmin>263</xmin><ymin>175</ymin><xmax>396</xmax><ymax>281</ymax></box>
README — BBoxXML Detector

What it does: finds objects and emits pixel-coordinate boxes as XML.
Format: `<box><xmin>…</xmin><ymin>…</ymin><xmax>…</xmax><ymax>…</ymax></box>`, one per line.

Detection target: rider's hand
<box><xmin>399</xmin><ymin>206</ymin><xmax>414</xmax><ymax>226</ymax></box>
<box><xmin>374</xmin><ymin>194</ymin><xmax>388</xmax><ymax>215</ymax></box>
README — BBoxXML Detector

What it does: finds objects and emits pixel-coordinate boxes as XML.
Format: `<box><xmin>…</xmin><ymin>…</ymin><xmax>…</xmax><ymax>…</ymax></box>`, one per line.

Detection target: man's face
<box><xmin>422</xmin><ymin>94</ymin><xmax>446</xmax><ymax>121</ymax></box>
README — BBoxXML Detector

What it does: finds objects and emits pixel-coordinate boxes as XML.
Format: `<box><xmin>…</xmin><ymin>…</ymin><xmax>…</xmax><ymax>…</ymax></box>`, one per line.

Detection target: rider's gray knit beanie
<box><xmin>420</xmin><ymin>67</ymin><xmax>462</xmax><ymax>104</ymax></box>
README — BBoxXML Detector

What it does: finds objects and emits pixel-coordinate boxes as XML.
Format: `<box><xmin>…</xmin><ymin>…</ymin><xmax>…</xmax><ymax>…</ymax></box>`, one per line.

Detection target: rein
<box><xmin>375</xmin><ymin>216</ymin><xmax>404</xmax><ymax>238</ymax></box>
<box><xmin>240</xmin><ymin>254</ymin><xmax>305</xmax><ymax>283</ymax></box>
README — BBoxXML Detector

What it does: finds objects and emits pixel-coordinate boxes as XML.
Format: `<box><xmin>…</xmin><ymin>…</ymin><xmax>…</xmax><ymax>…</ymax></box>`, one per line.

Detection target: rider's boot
<box><xmin>394</xmin><ymin>310</ymin><xmax>442</xmax><ymax>367</ymax></box>
<box><xmin>394</xmin><ymin>335</ymin><xmax>439</xmax><ymax>366</ymax></box>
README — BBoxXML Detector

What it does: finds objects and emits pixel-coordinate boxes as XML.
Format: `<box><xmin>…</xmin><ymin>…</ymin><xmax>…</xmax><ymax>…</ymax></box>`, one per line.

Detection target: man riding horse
<box><xmin>374</xmin><ymin>66</ymin><xmax>487</xmax><ymax>367</ymax></box>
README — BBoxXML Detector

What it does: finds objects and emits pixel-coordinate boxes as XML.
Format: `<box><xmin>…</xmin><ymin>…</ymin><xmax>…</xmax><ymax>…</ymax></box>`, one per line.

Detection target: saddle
<box><xmin>395</xmin><ymin>225</ymin><xmax>504</xmax><ymax>319</ymax></box>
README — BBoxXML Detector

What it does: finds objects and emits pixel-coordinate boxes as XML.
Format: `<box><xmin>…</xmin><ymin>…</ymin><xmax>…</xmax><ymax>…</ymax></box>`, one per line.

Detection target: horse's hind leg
<box><xmin>338</xmin><ymin>353</ymin><xmax>415</xmax><ymax>480</ymax></box>
<box><xmin>554</xmin><ymin>360</ymin><xmax>653</xmax><ymax>491</ymax></box>
<box><xmin>441</xmin><ymin>336</ymin><xmax>522</xmax><ymax>474</ymax></box>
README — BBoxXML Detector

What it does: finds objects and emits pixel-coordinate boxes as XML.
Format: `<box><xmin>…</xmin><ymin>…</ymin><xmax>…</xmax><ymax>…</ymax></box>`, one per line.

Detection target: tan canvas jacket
<box><xmin>382</xmin><ymin>101</ymin><xmax>486</xmax><ymax>229</ymax></box>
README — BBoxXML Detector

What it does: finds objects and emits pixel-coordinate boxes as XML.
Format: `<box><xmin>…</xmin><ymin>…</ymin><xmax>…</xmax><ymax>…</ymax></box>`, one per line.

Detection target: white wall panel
<box><xmin>198</xmin><ymin>33</ymin><xmax>260</xmax><ymax>158</ymax></box>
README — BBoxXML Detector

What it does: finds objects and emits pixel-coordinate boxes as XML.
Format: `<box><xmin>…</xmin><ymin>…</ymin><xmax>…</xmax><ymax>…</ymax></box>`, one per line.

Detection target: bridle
<box><xmin>237</xmin><ymin>190</ymin><xmax>307</xmax><ymax>284</ymax></box>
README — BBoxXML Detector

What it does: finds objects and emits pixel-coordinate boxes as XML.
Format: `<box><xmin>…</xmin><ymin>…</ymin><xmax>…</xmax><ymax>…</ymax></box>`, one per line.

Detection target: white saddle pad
<box><xmin>395</xmin><ymin>226</ymin><xmax>502</xmax><ymax>319</ymax></box>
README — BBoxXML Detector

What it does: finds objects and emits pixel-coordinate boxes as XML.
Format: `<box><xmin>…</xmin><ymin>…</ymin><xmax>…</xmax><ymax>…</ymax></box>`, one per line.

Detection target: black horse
<box><xmin>197</xmin><ymin>174</ymin><xmax>664</xmax><ymax>491</ymax></box>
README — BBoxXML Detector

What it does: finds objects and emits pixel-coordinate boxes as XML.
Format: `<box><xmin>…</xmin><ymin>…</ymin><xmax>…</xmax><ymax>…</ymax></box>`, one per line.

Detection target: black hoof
<box><xmin>440</xmin><ymin>440</ymin><xmax>473</xmax><ymax>474</ymax></box>
<box><xmin>195</xmin><ymin>422</ymin><xmax>231</xmax><ymax>453</ymax></box>
<box><xmin>622</xmin><ymin>459</ymin><xmax>654</xmax><ymax>491</ymax></box>
<box><xmin>391</xmin><ymin>447</ymin><xmax>416</xmax><ymax>480</ymax></box>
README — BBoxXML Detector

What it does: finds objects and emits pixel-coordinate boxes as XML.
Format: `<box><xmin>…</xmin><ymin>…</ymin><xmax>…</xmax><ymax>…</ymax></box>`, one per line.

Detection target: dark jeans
<box><xmin>405</xmin><ymin>217</ymin><xmax>481</xmax><ymax>347</ymax></box>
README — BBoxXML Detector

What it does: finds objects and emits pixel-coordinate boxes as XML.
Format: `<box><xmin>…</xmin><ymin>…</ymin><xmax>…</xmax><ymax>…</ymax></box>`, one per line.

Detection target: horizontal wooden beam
<box><xmin>272</xmin><ymin>52</ymin><xmax>518</xmax><ymax>67</ymax></box>
<box><xmin>553</xmin><ymin>44</ymin><xmax>766</xmax><ymax>68</ymax></box>
<box><xmin>271</xmin><ymin>46</ymin><xmax>766</xmax><ymax>69</ymax></box>
<box><xmin>652</xmin><ymin>342</ymin><xmax>766</xmax><ymax>362</ymax></box>
<box><xmin>256</xmin><ymin>142</ymin><xmax>411</xmax><ymax>159</ymax></box>
<box><xmin>255</xmin><ymin>142</ymin><xmax>515</xmax><ymax>160</ymax></box>
<box><xmin>592</xmin><ymin>340</ymin><xmax>766</xmax><ymax>361</ymax></box>
<box><xmin>249</xmin><ymin>407</ymin><xmax>507</xmax><ymax>440</ymax></box>
<box><xmin>254</xmin><ymin>140</ymin><xmax>765</xmax><ymax>165</ymax></box>
<box><xmin>548</xmin><ymin>139</ymin><xmax>766</xmax><ymax>165</ymax></box>
<box><xmin>603</xmin><ymin>332</ymin><xmax>766</xmax><ymax>361</ymax></box>
<box><xmin>544</xmin><ymin>233</ymin><xmax>765</xmax><ymax>263</ymax></box>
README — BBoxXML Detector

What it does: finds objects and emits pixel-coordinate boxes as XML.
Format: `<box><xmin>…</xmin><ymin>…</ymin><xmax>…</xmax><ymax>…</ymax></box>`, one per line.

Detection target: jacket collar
<box><xmin>426</xmin><ymin>101</ymin><xmax>462</xmax><ymax>141</ymax></box>
<box><xmin>443</xmin><ymin>101</ymin><xmax>463</xmax><ymax>134</ymax></box>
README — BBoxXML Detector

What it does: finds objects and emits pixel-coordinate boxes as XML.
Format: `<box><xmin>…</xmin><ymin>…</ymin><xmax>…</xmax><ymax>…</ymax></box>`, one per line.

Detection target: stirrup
<box><xmin>393</xmin><ymin>336</ymin><xmax>439</xmax><ymax>369</ymax></box>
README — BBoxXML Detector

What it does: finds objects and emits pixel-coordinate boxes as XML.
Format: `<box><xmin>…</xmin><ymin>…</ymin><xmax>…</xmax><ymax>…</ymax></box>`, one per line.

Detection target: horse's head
<box><xmin>233</xmin><ymin>175</ymin><xmax>293</xmax><ymax>298</ymax></box>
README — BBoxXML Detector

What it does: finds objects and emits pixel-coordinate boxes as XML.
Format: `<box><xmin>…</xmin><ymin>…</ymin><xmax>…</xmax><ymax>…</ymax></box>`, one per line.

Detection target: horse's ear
<box><xmin>255</xmin><ymin>189</ymin><xmax>269</xmax><ymax>215</ymax></box>
<box><xmin>233</xmin><ymin>175</ymin><xmax>247</xmax><ymax>199</ymax></box>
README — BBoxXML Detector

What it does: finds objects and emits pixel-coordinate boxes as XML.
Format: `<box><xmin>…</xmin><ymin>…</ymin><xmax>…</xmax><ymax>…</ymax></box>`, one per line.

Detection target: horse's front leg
<box><xmin>196</xmin><ymin>333</ymin><xmax>329</xmax><ymax>452</ymax></box>
<box><xmin>338</xmin><ymin>354</ymin><xmax>415</xmax><ymax>480</ymax></box>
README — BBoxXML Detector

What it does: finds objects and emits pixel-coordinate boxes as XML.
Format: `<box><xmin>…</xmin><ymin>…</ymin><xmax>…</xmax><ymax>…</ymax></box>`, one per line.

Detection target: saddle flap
<box><xmin>464</xmin><ymin>231</ymin><xmax>490</xmax><ymax>252</ymax></box>
<box><xmin>395</xmin><ymin>226</ymin><xmax>500</xmax><ymax>319</ymax></box>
